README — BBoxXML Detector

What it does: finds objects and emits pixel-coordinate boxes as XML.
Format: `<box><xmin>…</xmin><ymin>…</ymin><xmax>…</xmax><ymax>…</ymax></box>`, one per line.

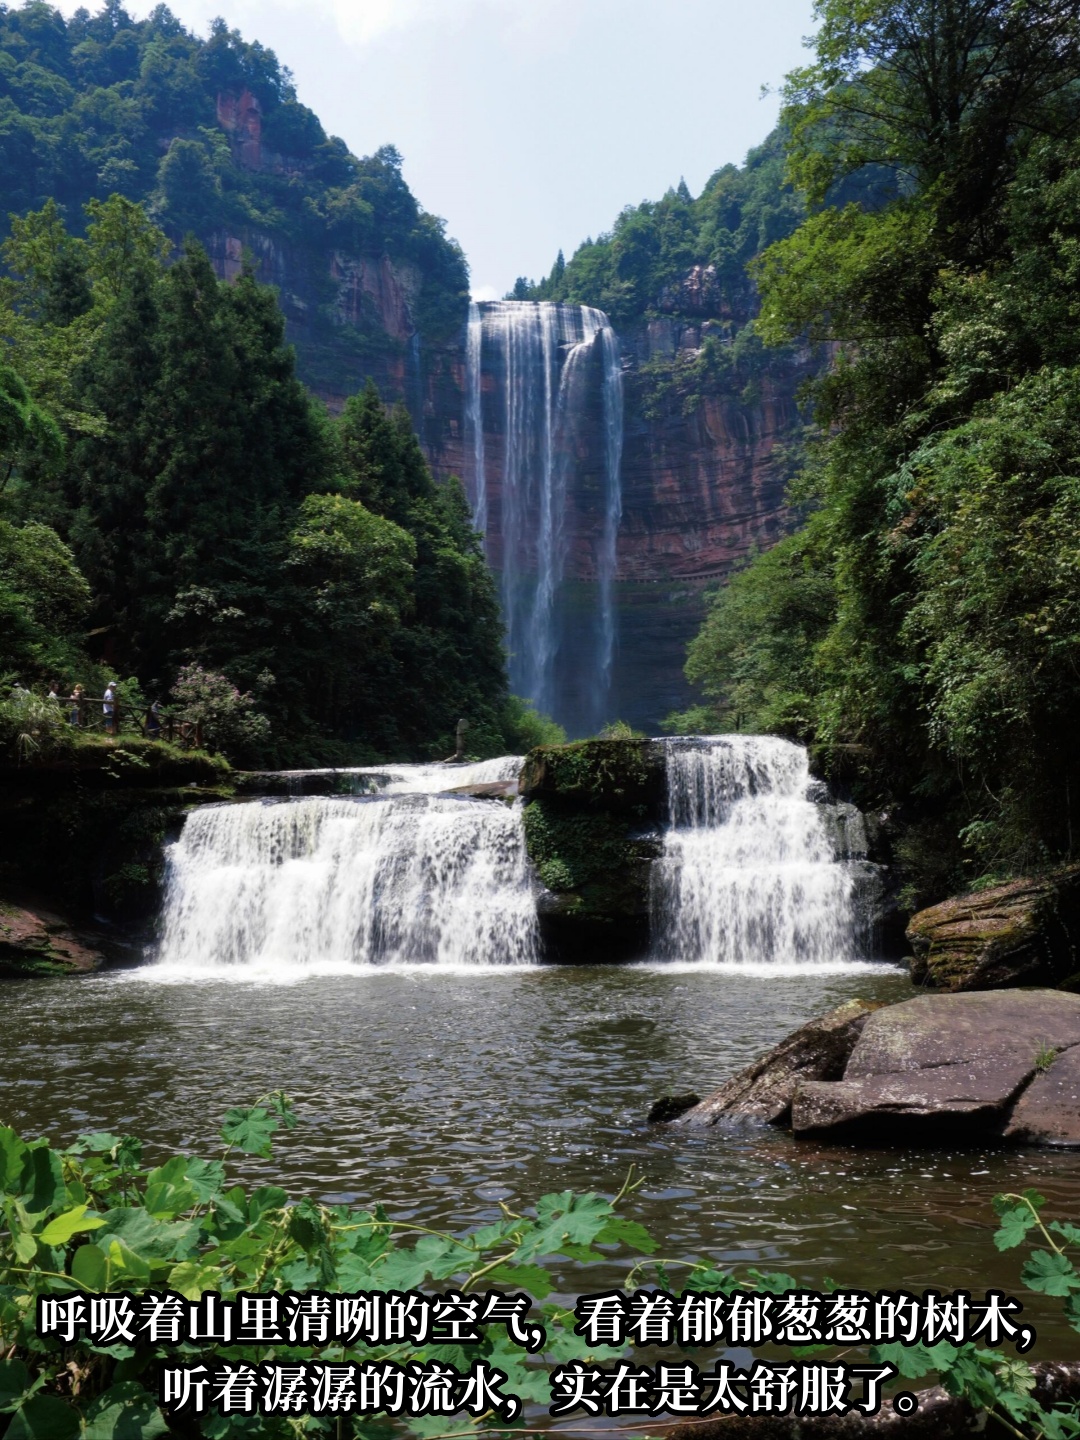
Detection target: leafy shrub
<box><xmin>169</xmin><ymin>663</ymin><xmax>270</xmax><ymax>763</ymax></box>
<box><xmin>0</xmin><ymin>1096</ymin><xmax>655</xmax><ymax>1439</ymax></box>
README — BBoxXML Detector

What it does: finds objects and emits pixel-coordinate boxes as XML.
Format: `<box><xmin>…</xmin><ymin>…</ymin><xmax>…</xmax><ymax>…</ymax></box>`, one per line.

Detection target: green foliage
<box><xmin>528</xmin><ymin>131</ymin><xmax>803</xmax><ymax>329</ymax></box>
<box><xmin>681</xmin><ymin>521</ymin><xmax>836</xmax><ymax>738</ymax></box>
<box><xmin>523</xmin><ymin>801</ymin><xmax>643</xmax><ymax>894</ymax></box>
<box><xmin>496</xmin><ymin>696</ymin><xmax>566</xmax><ymax>753</ymax></box>
<box><xmin>0</xmin><ymin>518</ymin><xmax>88</xmax><ymax>685</ymax></box>
<box><xmin>0</xmin><ymin>687</ymin><xmax>71</xmax><ymax>762</ymax></box>
<box><xmin>676</xmin><ymin>0</ymin><xmax>1080</xmax><ymax>892</ymax></box>
<box><xmin>0</xmin><ymin>1100</ymin><xmax>658</xmax><ymax>1439</ymax></box>
<box><xmin>168</xmin><ymin>664</ymin><xmax>270</xmax><ymax>765</ymax></box>
<box><xmin>0</xmin><ymin>1</ymin><xmax>469</xmax><ymax>381</ymax></box>
<box><xmin>0</xmin><ymin>196</ymin><xmax>511</xmax><ymax>766</ymax></box>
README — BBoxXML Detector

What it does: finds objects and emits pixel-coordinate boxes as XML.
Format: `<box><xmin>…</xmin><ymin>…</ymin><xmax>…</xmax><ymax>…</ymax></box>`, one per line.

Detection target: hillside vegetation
<box><xmin>0</xmin><ymin>0</ymin><xmax>468</xmax><ymax>394</ymax></box>
<box><xmin>673</xmin><ymin>0</ymin><xmax>1080</xmax><ymax>904</ymax></box>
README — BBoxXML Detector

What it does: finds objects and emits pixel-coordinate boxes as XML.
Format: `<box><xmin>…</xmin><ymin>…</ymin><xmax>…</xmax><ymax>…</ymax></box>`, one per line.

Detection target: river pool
<box><xmin>4</xmin><ymin>960</ymin><xmax>1080</xmax><ymax>1359</ymax></box>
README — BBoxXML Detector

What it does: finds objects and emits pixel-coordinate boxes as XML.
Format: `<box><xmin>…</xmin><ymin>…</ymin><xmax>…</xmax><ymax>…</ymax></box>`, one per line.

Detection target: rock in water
<box><xmin>1005</xmin><ymin>1045</ymin><xmax>1080</xmax><ymax>1146</ymax></box>
<box><xmin>792</xmin><ymin>990</ymin><xmax>1080</xmax><ymax>1143</ymax></box>
<box><xmin>669</xmin><ymin>1000</ymin><xmax>880</xmax><ymax>1127</ymax></box>
<box><xmin>662</xmin><ymin>991</ymin><xmax>1080</xmax><ymax>1146</ymax></box>
<box><xmin>0</xmin><ymin>901</ymin><xmax>104</xmax><ymax>977</ymax></box>
<box><xmin>906</xmin><ymin>867</ymin><xmax>1080</xmax><ymax>990</ymax></box>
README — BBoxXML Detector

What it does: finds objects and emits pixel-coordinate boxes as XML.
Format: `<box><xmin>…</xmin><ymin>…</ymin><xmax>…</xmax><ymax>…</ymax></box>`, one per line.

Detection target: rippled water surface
<box><xmin>4</xmin><ymin>963</ymin><xmax>1080</xmax><ymax>1357</ymax></box>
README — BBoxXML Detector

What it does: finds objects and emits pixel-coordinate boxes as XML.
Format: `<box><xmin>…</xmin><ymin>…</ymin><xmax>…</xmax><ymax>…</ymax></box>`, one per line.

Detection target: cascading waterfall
<box><xmin>154</xmin><ymin>759</ymin><xmax>538</xmax><ymax>975</ymax></box>
<box><xmin>464</xmin><ymin>300</ymin><xmax>623</xmax><ymax>732</ymax></box>
<box><xmin>651</xmin><ymin>736</ymin><xmax>879</xmax><ymax>969</ymax></box>
<box><xmin>465</xmin><ymin>301</ymin><xmax>486</xmax><ymax>537</ymax></box>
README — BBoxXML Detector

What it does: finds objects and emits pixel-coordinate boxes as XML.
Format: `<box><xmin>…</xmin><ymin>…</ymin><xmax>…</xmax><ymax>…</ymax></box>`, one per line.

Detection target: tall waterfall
<box><xmin>464</xmin><ymin>300</ymin><xmax>623</xmax><ymax>734</ymax></box>
<box><xmin>154</xmin><ymin>760</ymin><xmax>537</xmax><ymax>976</ymax></box>
<box><xmin>651</xmin><ymin>736</ymin><xmax>879</xmax><ymax>969</ymax></box>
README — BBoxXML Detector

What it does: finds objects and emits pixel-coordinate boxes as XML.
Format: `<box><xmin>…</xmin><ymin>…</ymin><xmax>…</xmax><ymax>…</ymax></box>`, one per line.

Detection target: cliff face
<box><xmin>200</xmin><ymin>88</ymin><xmax>463</xmax><ymax>417</ymax></box>
<box><xmin>415</xmin><ymin>278</ymin><xmax>813</xmax><ymax>735</ymax></box>
<box><xmin>196</xmin><ymin>145</ymin><xmax>804</xmax><ymax>733</ymax></box>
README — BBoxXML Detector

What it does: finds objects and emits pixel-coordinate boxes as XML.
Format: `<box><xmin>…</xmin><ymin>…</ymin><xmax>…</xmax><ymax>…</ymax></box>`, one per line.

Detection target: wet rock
<box><xmin>906</xmin><ymin>867</ymin><xmax>1080</xmax><ymax>990</ymax></box>
<box><xmin>1005</xmin><ymin>1044</ymin><xmax>1080</xmax><ymax>1146</ymax></box>
<box><xmin>520</xmin><ymin>738</ymin><xmax>665</xmax><ymax>817</ymax></box>
<box><xmin>647</xmin><ymin>1094</ymin><xmax>701</xmax><ymax>1124</ymax></box>
<box><xmin>0</xmin><ymin>900</ymin><xmax>104</xmax><ymax>977</ymax></box>
<box><xmin>792</xmin><ymin>991</ymin><xmax>1080</xmax><ymax>1143</ymax></box>
<box><xmin>522</xmin><ymin>741</ymin><xmax>664</xmax><ymax>963</ymax></box>
<box><xmin>444</xmin><ymin>780</ymin><xmax>518</xmax><ymax>800</ymax></box>
<box><xmin>670</xmin><ymin>1000</ymin><xmax>880</xmax><ymax>1128</ymax></box>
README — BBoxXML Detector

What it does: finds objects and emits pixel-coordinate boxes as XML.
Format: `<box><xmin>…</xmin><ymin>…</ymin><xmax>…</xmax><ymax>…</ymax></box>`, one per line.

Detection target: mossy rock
<box><xmin>523</xmin><ymin>796</ymin><xmax>661</xmax><ymax>963</ymax></box>
<box><xmin>0</xmin><ymin>737</ymin><xmax>230</xmax><ymax>790</ymax></box>
<box><xmin>520</xmin><ymin>738</ymin><xmax>664</xmax><ymax>818</ymax></box>
<box><xmin>907</xmin><ymin>866</ymin><xmax>1080</xmax><ymax>990</ymax></box>
<box><xmin>0</xmin><ymin>900</ymin><xmax>104</xmax><ymax>978</ymax></box>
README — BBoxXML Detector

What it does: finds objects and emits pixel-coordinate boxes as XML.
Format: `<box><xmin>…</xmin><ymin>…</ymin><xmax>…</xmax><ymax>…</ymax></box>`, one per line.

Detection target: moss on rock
<box><xmin>521</xmin><ymin>739</ymin><xmax>665</xmax><ymax>963</ymax></box>
<box><xmin>906</xmin><ymin>866</ymin><xmax>1080</xmax><ymax>990</ymax></box>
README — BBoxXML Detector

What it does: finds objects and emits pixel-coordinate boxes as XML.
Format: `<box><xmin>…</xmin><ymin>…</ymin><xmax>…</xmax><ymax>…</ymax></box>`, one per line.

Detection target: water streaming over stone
<box><xmin>464</xmin><ymin>300</ymin><xmax>623</xmax><ymax>733</ymax></box>
<box><xmin>154</xmin><ymin>759</ymin><xmax>537</xmax><ymax>974</ymax></box>
<box><xmin>651</xmin><ymin>736</ymin><xmax>880</xmax><ymax>968</ymax></box>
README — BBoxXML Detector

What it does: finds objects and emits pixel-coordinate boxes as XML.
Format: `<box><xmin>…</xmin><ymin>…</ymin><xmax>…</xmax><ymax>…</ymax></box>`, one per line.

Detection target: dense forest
<box><xmin>0</xmin><ymin>0</ymin><xmax>468</xmax><ymax>393</ymax></box>
<box><xmin>0</xmin><ymin>193</ymin><xmax>549</xmax><ymax>764</ymax></box>
<box><xmin>521</xmin><ymin>0</ymin><xmax>1080</xmax><ymax>901</ymax></box>
<box><xmin>0</xmin><ymin>1</ymin><xmax>572</xmax><ymax>766</ymax></box>
<box><xmin>669</xmin><ymin>0</ymin><xmax>1080</xmax><ymax>901</ymax></box>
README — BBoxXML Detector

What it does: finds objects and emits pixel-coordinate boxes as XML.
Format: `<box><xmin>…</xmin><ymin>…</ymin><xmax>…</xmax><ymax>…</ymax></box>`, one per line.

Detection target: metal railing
<box><xmin>60</xmin><ymin>696</ymin><xmax>204</xmax><ymax>749</ymax></box>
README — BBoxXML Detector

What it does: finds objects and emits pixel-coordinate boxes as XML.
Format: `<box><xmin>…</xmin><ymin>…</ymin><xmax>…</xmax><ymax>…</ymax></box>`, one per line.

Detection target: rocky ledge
<box><xmin>0</xmin><ymin>901</ymin><xmax>104</xmax><ymax>978</ymax></box>
<box><xmin>666</xmin><ymin>990</ymin><xmax>1080</xmax><ymax>1146</ymax></box>
<box><xmin>906</xmin><ymin>866</ymin><xmax>1080</xmax><ymax>990</ymax></box>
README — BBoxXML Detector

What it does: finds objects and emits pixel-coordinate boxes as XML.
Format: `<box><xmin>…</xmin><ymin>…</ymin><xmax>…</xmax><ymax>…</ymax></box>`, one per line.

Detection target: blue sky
<box><xmin>56</xmin><ymin>0</ymin><xmax>817</xmax><ymax>298</ymax></box>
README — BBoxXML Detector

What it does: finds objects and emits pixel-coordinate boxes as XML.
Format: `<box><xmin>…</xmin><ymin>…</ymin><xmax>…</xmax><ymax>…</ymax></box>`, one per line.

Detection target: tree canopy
<box><xmin>0</xmin><ymin>197</ymin><xmax>514</xmax><ymax>764</ymax></box>
<box><xmin>679</xmin><ymin>0</ymin><xmax>1080</xmax><ymax>900</ymax></box>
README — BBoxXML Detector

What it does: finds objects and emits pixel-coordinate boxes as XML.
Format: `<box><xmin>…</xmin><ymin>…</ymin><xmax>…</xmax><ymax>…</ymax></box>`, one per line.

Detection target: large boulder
<box><xmin>792</xmin><ymin>990</ymin><xmax>1080</xmax><ymax>1144</ymax></box>
<box><xmin>906</xmin><ymin>868</ymin><xmax>1080</xmax><ymax>990</ymax></box>
<box><xmin>0</xmin><ymin>901</ymin><xmax>104</xmax><ymax>977</ymax></box>
<box><xmin>521</xmin><ymin>739</ymin><xmax>665</xmax><ymax>963</ymax></box>
<box><xmin>1005</xmin><ymin>1044</ymin><xmax>1080</xmax><ymax>1147</ymax></box>
<box><xmin>669</xmin><ymin>1000</ymin><xmax>880</xmax><ymax>1128</ymax></box>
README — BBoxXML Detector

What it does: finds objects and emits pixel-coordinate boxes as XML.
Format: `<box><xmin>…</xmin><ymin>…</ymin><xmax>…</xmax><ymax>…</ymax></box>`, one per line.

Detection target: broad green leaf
<box><xmin>595</xmin><ymin>1217</ymin><xmax>658</xmax><ymax>1254</ymax></box>
<box><xmin>0</xmin><ymin>1127</ymin><xmax>29</xmax><ymax>1192</ymax></box>
<box><xmin>72</xmin><ymin>1243</ymin><xmax>109</xmax><ymax>1290</ymax></box>
<box><xmin>83</xmin><ymin>1382</ymin><xmax>168</xmax><ymax>1440</ymax></box>
<box><xmin>182</xmin><ymin>1157</ymin><xmax>226</xmax><ymax>1203</ymax></box>
<box><xmin>13</xmin><ymin>1228</ymin><xmax>36</xmax><ymax>1263</ymax></box>
<box><xmin>16</xmin><ymin>1145</ymin><xmax>65</xmax><ymax>1216</ymax></box>
<box><xmin>68</xmin><ymin>1133</ymin><xmax>124</xmax><ymax>1156</ymax></box>
<box><xmin>221</xmin><ymin>1105</ymin><xmax>278</xmax><ymax>1158</ymax></box>
<box><xmin>482</xmin><ymin>1262</ymin><xmax>553</xmax><ymax>1298</ymax></box>
<box><xmin>96</xmin><ymin>1207</ymin><xmax>194</xmax><ymax>1261</ymax></box>
<box><xmin>167</xmin><ymin>1260</ymin><xmax>224</xmax><ymax>1300</ymax></box>
<box><xmin>1051</xmin><ymin>1222</ymin><xmax>1080</xmax><ymax>1247</ymax></box>
<box><xmin>105</xmin><ymin>1238</ymin><xmax>151</xmax><ymax>1281</ymax></box>
<box><xmin>247</xmin><ymin>1186</ymin><xmax>288</xmax><ymax>1221</ymax></box>
<box><xmin>0</xmin><ymin>1359</ymin><xmax>30</xmax><ymax>1413</ymax></box>
<box><xmin>1021</xmin><ymin>1249</ymin><xmax>1080</xmax><ymax>1297</ymax></box>
<box><xmin>995</xmin><ymin>1204</ymin><xmax>1039</xmax><ymax>1250</ymax></box>
<box><xmin>39</xmin><ymin>1204</ymin><xmax>107</xmax><ymax>1246</ymax></box>
<box><xmin>5</xmin><ymin>1395</ymin><xmax>80</xmax><ymax>1440</ymax></box>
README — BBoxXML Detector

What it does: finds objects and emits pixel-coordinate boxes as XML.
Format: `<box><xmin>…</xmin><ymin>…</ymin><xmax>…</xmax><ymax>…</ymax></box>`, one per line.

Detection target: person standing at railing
<box><xmin>103</xmin><ymin>680</ymin><xmax>118</xmax><ymax>736</ymax></box>
<box><xmin>68</xmin><ymin>684</ymin><xmax>84</xmax><ymax>725</ymax></box>
<box><xmin>147</xmin><ymin>698</ymin><xmax>162</xmax><ymax>739</ymax></box>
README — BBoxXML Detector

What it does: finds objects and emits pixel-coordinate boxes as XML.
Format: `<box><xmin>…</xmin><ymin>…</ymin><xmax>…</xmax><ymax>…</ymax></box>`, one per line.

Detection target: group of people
<box><xmin>8</xmin><ymin>680</ymin><xmax>163</xmax><ymax>738</ymax></box>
